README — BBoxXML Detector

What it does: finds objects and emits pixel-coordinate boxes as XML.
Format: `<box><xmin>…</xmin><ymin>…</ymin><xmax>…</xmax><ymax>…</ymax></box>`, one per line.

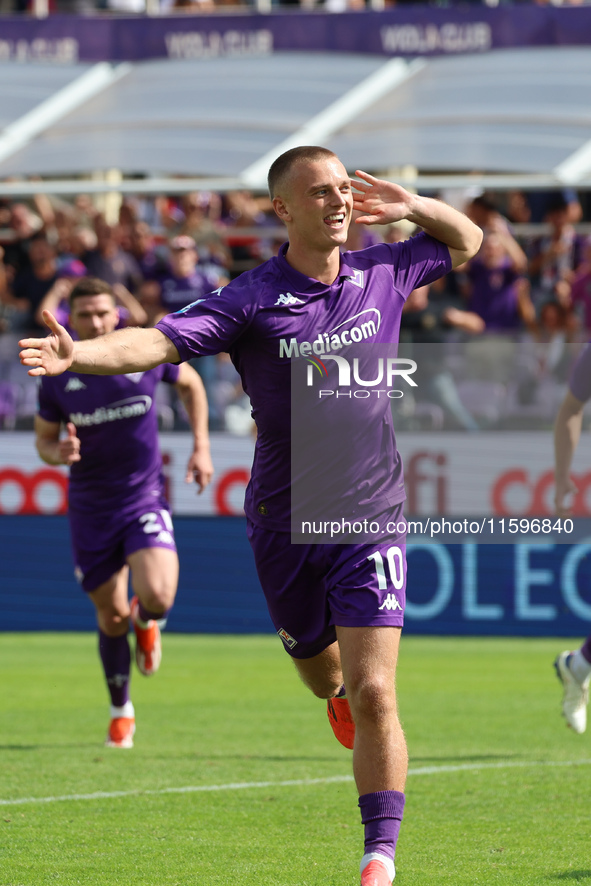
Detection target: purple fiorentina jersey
<box><xmin>467</xmin><ymin>258</ymin><xmax>521</xmax><ymax>331</ymax></box>
<box><xmin>38</xmin><ymin>364</ymin><xmax>180</xmax><ymax>513</ymax></box>
<box><xmin>569</xmin><ymin>342</ymin><xmax>591</xmax><ymax>403</ymax></box>
<box><xmin>157</xmin><ymin>233</ymin><xmax>451</xmax><ymax>531</ymax></box>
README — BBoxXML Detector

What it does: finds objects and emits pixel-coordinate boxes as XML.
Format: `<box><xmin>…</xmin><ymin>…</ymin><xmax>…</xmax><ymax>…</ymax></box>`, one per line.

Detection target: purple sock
<box><xmin>136</xmin><ymin>600</ymin><xmax>171</xmax><ymax>625</ymax></box>
<box><xmin>581</xmin><ymin>636</ymin><xmax>591</xmax><ymax>665</ymax></box>
<box><xmin>359</xmin><ymin>790</ymin><xmax>406</xmax><ymax>862</ymax></box>
<box><xmin>98</xmin><ymin>630</ymin><xmax>131</xmax><ymax>708</ymax></box>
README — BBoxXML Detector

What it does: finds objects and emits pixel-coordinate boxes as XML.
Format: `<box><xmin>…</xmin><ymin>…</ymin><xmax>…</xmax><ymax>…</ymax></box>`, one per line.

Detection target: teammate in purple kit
<box><xmin>20</xmin><ymin>147</ymin><xmax>482</xmax><ymax>885</ymax></box>
<box><xmin>33</xmin><ymin>277</ymin><xmax>214</xmax><ymax>749</ymax></box>
<box><xmin>554</xmin><ymin>342</ymin><xmax>591</xmax><ymax>734</ymax></box>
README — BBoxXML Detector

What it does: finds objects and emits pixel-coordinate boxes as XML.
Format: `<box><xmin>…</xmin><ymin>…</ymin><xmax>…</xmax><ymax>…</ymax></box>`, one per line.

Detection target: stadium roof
<box><xmin>0</xmin><ymin>47</ymin><xmax>591</xmax><ymax>195</ymax></box>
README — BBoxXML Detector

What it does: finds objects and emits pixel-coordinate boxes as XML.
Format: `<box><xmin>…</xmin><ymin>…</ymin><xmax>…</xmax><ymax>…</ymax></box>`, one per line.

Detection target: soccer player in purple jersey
<box><xmin>554</xmin><ymin>342</ymin><xmax>591</xmax><ymax>735</ymax></box>
<box><xmin>33</xmin><ymin>277</ymin><xmax>214</xmax><ymax>749</ymax></box>
<box><xmin>20</xmin><ymin>147</ymin><xmax>482</xmax><ymax>885</ymax></box>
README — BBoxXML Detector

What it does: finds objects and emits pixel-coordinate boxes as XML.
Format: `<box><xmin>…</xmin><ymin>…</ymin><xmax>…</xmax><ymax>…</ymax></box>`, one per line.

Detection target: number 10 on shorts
<box><xmin>367</xmin><ymin>546</ymin><xmax>405</xmax><ymax>590</ymax></box>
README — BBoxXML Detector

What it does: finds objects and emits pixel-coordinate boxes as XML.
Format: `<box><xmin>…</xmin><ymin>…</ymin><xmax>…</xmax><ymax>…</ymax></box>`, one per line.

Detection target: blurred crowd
<box><xmin>1</xmin><ymin>184</ymin><xmax>591</xmax><ymax>433</ymax></box>
<box><xmin>5</xmin><ymin>0</ymin><xmax>591</xmax><ymax>15</ymax></box>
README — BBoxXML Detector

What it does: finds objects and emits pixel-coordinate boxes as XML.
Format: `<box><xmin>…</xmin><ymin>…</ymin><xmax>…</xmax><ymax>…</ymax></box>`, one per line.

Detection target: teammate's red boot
<box><xmin>130</xmin><ymin>595</ymin><xmax>162</xmax><ymax>676</ymax></box>
<box><xmin>327</xmin><ymin>696</ymin><xmax>355</xmax><ymax>749</ymax></box>
<box><xmin>105</xmin><ymin>716</ymin><xmax>135</xmax><ymax>748</ymax></box>
<box><xmin>360</xmin><ymin>859</ymin><xmax>393</xmax><ymax>886</ymax></box>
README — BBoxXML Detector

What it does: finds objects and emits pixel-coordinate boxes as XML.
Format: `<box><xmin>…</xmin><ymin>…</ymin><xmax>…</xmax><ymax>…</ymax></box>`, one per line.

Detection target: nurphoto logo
<box><xmin>305</xmin><ymin>354</ymin><xmax>418</xmax><ymax>400</ymax></box>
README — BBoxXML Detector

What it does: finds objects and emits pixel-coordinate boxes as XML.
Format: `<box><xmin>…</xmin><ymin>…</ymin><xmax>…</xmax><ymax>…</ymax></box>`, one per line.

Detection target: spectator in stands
<box><xmin>0</xmin><ymin>245</ymin><xmax>13</xmax><ymax>333</ymax></box>
<box><xmin>569</xmin><ymin>236</ymin><xmax>591</xmax><ymax>334</ymax></box>
<box><xmin>176</xmin><ymin>192</ymin><xmax>231</xmax><ymax>271</ymax></box>
<box><xmin>505</xmin><ymin>190</ymin><xmax>532</xmax><ymax>225</ymax></box>
<box><xmin>461</xmin><ymin>217</ymin><xmax>534</xmax><ymax>332</ymax></box>
<box><xmin>3</xmin><ymin>202</ymin><xmax>42</xmax><ymax>278</ymax></box>
<box><xmin>73</xmin><ymin>194</ymin><xmax>100</xmax><ymax>229</ymax></box>
<box><xmin>10</xmin><ymin>235</ymin><xmax>59</xmax><ymax>333</ymax></box>
<box><xmin>128</xmin><ymin>222</ymin><xmax>169</xmax><ymax>282</ymax></box>
<box><xmin>401</xmin><ymin>283</ymin><xmax>484</xmax><ymax>431</ymax></box>
<box><xmin>528</xmin><ymin>192</ymin><xmax>585</xmax><ymax>311</ymax></box>
<box><xmin>82</xmin><ymin>219</ymin><xmax>143</xmax><ymax>293</ymax></box>
<box><xmin>142</xmin><ymin>235</ymin><xmax>228</xmax><ymax>326</ymax></box>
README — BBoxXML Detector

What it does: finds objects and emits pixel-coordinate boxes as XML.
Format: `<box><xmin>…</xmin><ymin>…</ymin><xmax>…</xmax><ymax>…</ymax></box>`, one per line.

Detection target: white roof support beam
<box><xmin>240</xmin><ymin>57</ymin><xmax>426</xmax><ymax>190</ymax></box>
<box><xmin>554</xmin><ymin>137</ymin><xmax>591</xmax><ymax>185</ymax></box>
<box><xmin>0</xmin><ymin>62</ymin><xmax>132</xmax><ymax>167</ymax></box>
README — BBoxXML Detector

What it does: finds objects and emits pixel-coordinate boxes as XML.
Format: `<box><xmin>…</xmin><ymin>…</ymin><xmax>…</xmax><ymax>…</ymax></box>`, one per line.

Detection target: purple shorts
<box><xmin>69</xmin><ymin>495</ymin><xmax>177</xmax><ymax>593</ymax></box>
<box><xmin>246</xmin><ymin>506</ymin><xmax>407</xmax><ymax>659</ymax></box>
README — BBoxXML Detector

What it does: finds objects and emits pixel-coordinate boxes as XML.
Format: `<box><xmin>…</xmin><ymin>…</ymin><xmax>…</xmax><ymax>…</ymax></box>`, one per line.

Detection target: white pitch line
<box><xmin>1</xmin><ymin>759</ymin><xmax>590</xmax><ymax>808</ymax></box>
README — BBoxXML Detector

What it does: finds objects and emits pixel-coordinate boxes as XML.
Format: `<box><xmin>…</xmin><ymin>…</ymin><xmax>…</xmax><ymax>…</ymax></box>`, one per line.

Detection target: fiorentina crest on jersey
<box><xmin>277</xmin><ymin>627</ymin><xmax>298</xmax><ymax>649</ymax></box>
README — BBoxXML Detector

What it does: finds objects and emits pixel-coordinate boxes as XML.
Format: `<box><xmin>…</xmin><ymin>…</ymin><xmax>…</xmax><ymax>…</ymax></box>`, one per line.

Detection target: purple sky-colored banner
<box><xmin>0</xmin><ymin>7</ymin><xmax>588</xmax><ymax>64</ymax></box>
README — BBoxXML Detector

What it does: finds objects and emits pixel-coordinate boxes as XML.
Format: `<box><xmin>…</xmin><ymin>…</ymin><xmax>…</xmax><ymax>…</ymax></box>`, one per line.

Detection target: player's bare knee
<box><xmin>138</xmin><ymin>581</ymin><xmax>176</xmax><ymax>614</ymax></box>
<box><xmin>97</xmin><ymin>608</ymin><xmax>130</xmax><ymax>636</ymax></box>
<box><xmin>347</xmin><ymin>674</ymin><xmax>397</xmax><ymax>724</ymax></box>
<box><xmin>309</xmin><ymin>677</ymin><xmax>343</xmax><ymax>700</ymax></box>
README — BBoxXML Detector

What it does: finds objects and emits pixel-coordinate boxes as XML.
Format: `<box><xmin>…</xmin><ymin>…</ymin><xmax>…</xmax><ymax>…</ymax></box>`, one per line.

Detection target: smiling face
<box><xmin>272</xmin><ymin>156</ymin><xmax>353</xmax><ymax>254</ymax></box>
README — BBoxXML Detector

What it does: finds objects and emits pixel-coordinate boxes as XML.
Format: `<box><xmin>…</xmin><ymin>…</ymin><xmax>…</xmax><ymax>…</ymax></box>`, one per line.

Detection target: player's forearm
<box><xmin>406</xmin><ymin>195</ymin><xmax>483</xmax><ymax>263</ymax></box>
<box><xmin>178</xmin><ymin>376</ymin><xmax>211</xmax><ymax>450</ymax></box>
<box><xmin>70</xmin><ymin>327</ymin><xmax>175</xmax><ymax>375</ymax></box>
<box><xmin>36</xmin><ymin>437</ymin><xmax>65</xmax><ymax>466</ymax></box>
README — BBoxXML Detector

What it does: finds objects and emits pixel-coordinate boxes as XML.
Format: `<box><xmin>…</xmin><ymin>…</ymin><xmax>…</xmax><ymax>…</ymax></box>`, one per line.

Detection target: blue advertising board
<box><xmin>1</xmin><ymin>516</ymin><xmax>590</xmax><ymax>637</ymax></box>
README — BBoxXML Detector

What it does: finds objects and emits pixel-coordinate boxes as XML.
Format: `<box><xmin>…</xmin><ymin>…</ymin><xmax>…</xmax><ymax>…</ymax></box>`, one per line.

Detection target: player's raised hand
<box><xmin>185</xmin><ymin>448</ymin><xmax>214</xmax><ymax>494</ymax></box>
<box><xmin>19</xmin><ymin>310</ymin><xmax>74</xmax><ymax>377</ymax></box>
<box><xmin>59</xmin><ymin>422</ymin><xmax>81</xmax><ymax>466</ymax></box>
<box><xmin>352</xmin><ymin>170</ymin><xmax>416</xmax><ymax>226</ymax></box>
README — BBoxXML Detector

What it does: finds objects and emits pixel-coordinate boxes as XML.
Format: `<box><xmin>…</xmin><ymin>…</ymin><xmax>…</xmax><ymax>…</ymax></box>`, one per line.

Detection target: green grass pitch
<box><xmin>0</xmin><ymin>633</ymin><xmax>590</xmax><ymax>885</ymax></box>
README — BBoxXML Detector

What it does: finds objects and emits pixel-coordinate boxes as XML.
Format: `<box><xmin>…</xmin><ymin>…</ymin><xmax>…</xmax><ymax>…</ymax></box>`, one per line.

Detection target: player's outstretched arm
<box><xmin>19</xmin><ymin>310</ymin><xmax>75</xmax><ymax>376</ymax></box>
<box><xmin>175</xmin><ymin>362</ymin><xmax>214</xmax><ymax>494</ymax></box>
<box><xmin>20</xmin><ymin>310</ymin><xmax>179</xmax><ymax>377</ymax></box>
<box><xmin>554</xmin><ymin>390</ymin><xmax>584</xmax><ymax>517</ymax></box>
<box><xmin>352</xmin><ymin>170</ymin><xmax>483</xmax><ymax>268</ymax></box>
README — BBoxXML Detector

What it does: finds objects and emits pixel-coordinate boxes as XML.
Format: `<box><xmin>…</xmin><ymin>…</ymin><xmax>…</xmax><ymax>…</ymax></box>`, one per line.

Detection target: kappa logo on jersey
<box><xmin>277</xmin><ymin>627</ymin><xmax>298</xmax><ymax>649</ymax></box>
<box><xmin>64</xmin><ymin>378</ymin><xmax>87</xmax><ymax>392</ymax></box>
<box><xmin>124</xmin><ymin>372</ymin><xmax>145</xmax><ymax>383</ymax></box>
<box><xmin>275</xmin><ymin>293</ymin><xmax>304</xmax><ymax>307</ymax></box>
<box><xmin>378</xmin><ymin>594</ymin><xmax>403</xmax><ymax>612</ymax></box>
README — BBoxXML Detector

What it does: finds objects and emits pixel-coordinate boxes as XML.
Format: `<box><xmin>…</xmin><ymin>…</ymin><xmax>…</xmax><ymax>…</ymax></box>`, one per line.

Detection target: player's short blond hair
<box><xmin>267</xmin><ymin>146</ymin><xmax>338</xmax><ymax>199</ymax></box>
